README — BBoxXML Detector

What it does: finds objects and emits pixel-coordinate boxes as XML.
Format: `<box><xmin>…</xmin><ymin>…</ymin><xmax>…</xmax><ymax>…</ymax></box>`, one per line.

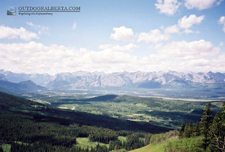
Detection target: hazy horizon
<box><xmin>1</xmin><ymin>68</ymin><xmax>225</xmax><ymax>75</ymax></box>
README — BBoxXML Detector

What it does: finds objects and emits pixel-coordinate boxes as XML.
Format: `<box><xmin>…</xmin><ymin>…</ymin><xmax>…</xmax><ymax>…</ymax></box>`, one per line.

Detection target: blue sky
<box><xmin>0</xmin><ymin>0</ymin><xmax>225</xmax><ymax>74</ymax></box>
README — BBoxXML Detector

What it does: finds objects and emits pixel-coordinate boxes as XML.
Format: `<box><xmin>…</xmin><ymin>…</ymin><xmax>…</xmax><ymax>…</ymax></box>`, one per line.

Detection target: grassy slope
<box><xmin>129</xmin><ymin>136</ymin><xmax>202</xmax><ymax>152</ymax></box>
<box><xmin>129</xmin><ymin>137</ymin><xmax>178</xmax><ymax>152</ymax></box>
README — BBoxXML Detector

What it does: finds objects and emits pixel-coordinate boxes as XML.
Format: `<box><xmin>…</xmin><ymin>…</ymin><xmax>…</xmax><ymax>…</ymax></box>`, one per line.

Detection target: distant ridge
<box><xmin>0</xmin><ymin>79</ymin><xmax>45</xmax><ymax>94</ymax></box>
<box><xmin>0</xmin><ymin>74</ymin><xmax>7</xmax><ymax>81</ymax></box>
<box><xmin>0</xmin><ymin>69</ymin><xmax>225</xmax><ymax>90</ymax></box>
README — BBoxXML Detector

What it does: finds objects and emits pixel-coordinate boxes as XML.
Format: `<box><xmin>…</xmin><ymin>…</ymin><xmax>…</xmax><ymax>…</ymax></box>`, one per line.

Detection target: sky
<box><xmin>0</xmin><ymin>0</ymin><xmax>225</xmax><ymax>74</ymax></box>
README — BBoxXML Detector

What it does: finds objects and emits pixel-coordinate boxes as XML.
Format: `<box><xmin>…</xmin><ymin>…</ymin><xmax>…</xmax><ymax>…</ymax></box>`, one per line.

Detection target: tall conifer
<box><xmin>200</xmin><ymin>103</ymin><xmax>213</xmax><ymax>151</ymax></box>
<box><xmin>209</xmin><ymin>102</ymin><xmax>225</xmax><ymax>151</ymax></box>
<box><xmin>178</xmin><ymin>123</ymin><xmax>185</xmax><ymax>138</ymax></box>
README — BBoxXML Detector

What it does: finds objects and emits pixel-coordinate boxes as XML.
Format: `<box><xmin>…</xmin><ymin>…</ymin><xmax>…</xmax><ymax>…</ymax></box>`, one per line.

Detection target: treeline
<box><xmin>70</xmin><ymin>124</ymin><xmax>119</xmax><ymax>143</ymax></box>
<box><xmin>108</xmin><ymin>133</ymin><xmax>151</xmax><ymax>151</ymax></box>
<box><xmin>10</xmin><ymin>134</ymin><xmax>148</xmax><ymax>152</ymax></box>
<box><xmin>0</xmin><ymin>112</ymin><xmax>151</xmax><ymax>151</ymax></box>
<box><xmin>8</xmin><ymin>132</ymin><xmax>150</xmax><ymax>152</ymax></box>
<box><xmin>174</xmin><ymin>102</ymin><xmax>225</xmax><ymax>152</ymax></box>
<box><xmin>0</xmin><ymin>113</ymin><xmax>127</xmax><ymax>144</ymax></box>
<box><xmin>89</xmin><ymin>134</ymin><xmax>118</xmax><ymax>144</ymax></box>
<box><xmin>10</xmin><ymin>142</ymin><xmax>108</xmax><ymax>152</ymax></box>
<box><xmin>178</xmin><ymin>121</ymin><xmax>200</xmax><ymax>138</ymax></box>
<box><xmin>112</xmin><ymin>95</ymin><xmax>221</xmax><ymax>113</ymax></box>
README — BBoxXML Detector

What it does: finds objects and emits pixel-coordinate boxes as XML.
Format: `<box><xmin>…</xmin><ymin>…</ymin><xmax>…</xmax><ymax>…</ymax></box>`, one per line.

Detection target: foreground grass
<box><xmin>129</xmin><ymin>136</ymin><xmax>202</xmax><ymax>152</ymax></box>
<box><xmin>129</xmin><ymin>136</ymin><xmax>178</xmax><ymax>152</ymax></box>
<box><xmin>111</xmin><ymin>149</ymin><xmax>127</xmax><ymax>152</ymax></box>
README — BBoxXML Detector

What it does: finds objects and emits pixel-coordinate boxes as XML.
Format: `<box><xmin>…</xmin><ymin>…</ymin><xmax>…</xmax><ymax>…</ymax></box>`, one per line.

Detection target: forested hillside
<box><xmin>0</xmin><ymin>92</ymin><xmax>159</xmax><ymax>152</ymax></box>
<box><xmin>131</xmin><ymin>103</ymin><xmax>225</xmax><ymax>152</ymax></box>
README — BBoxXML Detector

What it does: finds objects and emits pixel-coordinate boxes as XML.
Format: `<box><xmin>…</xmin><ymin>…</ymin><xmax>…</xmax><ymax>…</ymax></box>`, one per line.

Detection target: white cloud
<box><xmin>185</xmin><ymin>0</ymin><xmax>223</xmax><ymax>10</ymax></box>
<box><xmin>27</xmin><ymin>22</ymin><xmax>34</xmax><ymax>27</ymax></box>
<box><xmin>164</xmin><ymin>25</ymin><xmax>180</xmax><ymax>34</ymax></box>
<box><xmin>183</xmin><ymin>29</ymin><xmax>194</xmax><ymax>34</ymax></box>
<box><xmin>178</xmin><ymin>15</ymin><xmax>205</xmax><ymax>29</ymax></box>
<box><xmin>73</xmin><ymin>22</ymin><xmax>77</xmax><ymax>30</ymax></box>
<box><xmin>220</xmin><ymin>42</ymin><xmax>224</xmax><ymax>46</ymax></box>
<box><xmin>27</xmin><ymin>22</ymin><xmax>49</xmax><ymax>35</ymax></box>
<box><xmin>110</xmin><ymin>26</ymin><xmax>135</xmax><ymax>41</ymax></box>
<box><xmin>0</xmin><ymin>40</ymin><xmax>224</xmax><ymax>74</ymax></box>
<box><xmin>219</xmin><ymin>16</ymin><xmax>225</xmax><ymax>24</ymax></box>
<box><xmin>223</xmin><ymin>26</ymin><xmax>225</xmax><ymax>33</ymax></box>
<box><xmin>155</xmin><ymin>0</ymin><xmax>181</xmax><ymax>15</ymax></box>
<box><xmin>187</xmin><ymin>58</ymin><xmax>210</xmax><ymax>67</ymax></box>
<box><xmin>137</xmin><ymin>29</ymin><xmax>170</xmax><ymax>43</ymax></box>
<box><xmin>155</xmin><ymin>39</ymin><xmax>219</xmax><ymax>59</ymax></box>
<box><xmin>183</xmin><ymin>29</ymin><xmax>200</xmax><ymax>34</ymax></box>
<box><xmin>163</xmin><ymin>14</ymin><xmax>204</xmax><ymax>36</ymax></box>
<box><xmin>0</xmin><ymin>42</ymin><xmax>139</xmax><ymax>74</ymax></box>
<box><xmin>210</xmin><ymin>54</ymin><xmax>225</xmax><ymax>71</ymax></box>
<box><xmin>218</xmin><ymin>16</ymin><xmax>225</xmax><ymax>33</ymax></box>
<box><xmin>99</xmin><ymin>43</ymin><xmax>138</xmax><ymax>52</ymax></box>
<box><xmin>0</xmin><ymin>26</ymin><xmax>39</xmax><ymax>41</ymax></box>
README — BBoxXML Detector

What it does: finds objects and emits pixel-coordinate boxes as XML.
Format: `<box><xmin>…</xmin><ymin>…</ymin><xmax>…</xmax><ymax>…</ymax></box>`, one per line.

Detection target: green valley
<box><xmin>0</xmin><ymin>91</ymin><xmax>224</xmax><ymax>151</ymax></box>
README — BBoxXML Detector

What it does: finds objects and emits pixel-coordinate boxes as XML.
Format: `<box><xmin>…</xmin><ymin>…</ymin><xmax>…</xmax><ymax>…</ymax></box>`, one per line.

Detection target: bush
<box><xmin>164</xmin><ymin>137</ymin><xmax>202</xmax><ymax>152</ymax></box>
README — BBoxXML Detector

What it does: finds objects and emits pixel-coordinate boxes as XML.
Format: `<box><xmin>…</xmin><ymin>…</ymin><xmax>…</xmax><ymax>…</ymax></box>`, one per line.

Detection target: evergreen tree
<box><xmin>0</xmin><ymin>146</ymin><xmax>3</xmax><ymax>152</ymax></box>
<box><xmin>209</xmin><ymin>102</ymin><xmax>225</xmax><ymax>152</ymax></box>
<box><xmin>189</xmin><ymin>120</ymin><xmax>193</xmax><ymax>132</ymax></box>
<box><xmin>178</xmin><ymin>123</ymin><xmax>185</xmax><ymax>138</ymax></box>
<box><xmin>191</xmin><ymin>121</ymin><xmax>200</xmax><ymax>137</ymax></box>
<box><xmin>189</xmin><ymin>120</ymin><xmax>193</xmax><ymax>137</ymax></box>
<box><xmin>200</xmin><ymin>103</ymin><xmax>213</xmax><ymax>151</ymax></box>
<box><xmin>109</xmin><ymin>140</ymin><xmax>123</xmax><ymax>151</ymax></box>
<box><xmin>183</xmin><ymin>124</ymin><xmax>190</xmax><ymax>138</ymax></box>
<box><xmin>125</xmin><ymin>134</ymin><xmax>144</xmax><ymax>151</ymax></box>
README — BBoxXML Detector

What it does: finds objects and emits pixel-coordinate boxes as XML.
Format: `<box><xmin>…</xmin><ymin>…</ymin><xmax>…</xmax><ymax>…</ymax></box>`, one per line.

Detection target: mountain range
<box><xmin>0</xmin><ymin>69</ymin><xmax>225</xmax><ymax>90</ymax></box>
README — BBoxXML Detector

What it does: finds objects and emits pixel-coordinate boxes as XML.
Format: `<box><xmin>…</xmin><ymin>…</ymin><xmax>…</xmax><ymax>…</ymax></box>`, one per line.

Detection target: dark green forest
<box><xmin>0</xmin><ymin>92</ymin><xmax>152</xmax><ymax>152</ymax></box>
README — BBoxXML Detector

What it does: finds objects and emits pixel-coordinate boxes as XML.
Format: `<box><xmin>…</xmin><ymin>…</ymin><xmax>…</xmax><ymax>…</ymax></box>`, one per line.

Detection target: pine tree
<box><xmin>189</xmin><ymin>120</ymin><xmax>193</xmax><ymax>136</ymax></box>
<box><xmin>209</xmin><ymin>102</ymin><xmax>225</xmax><ymax>152</ymax></box>
<box><xmin>191</xmin><ymin>121</ymin><xmax>200</xmax><ymax>137</ymax></box>
<box><xmin>178</xmin><ymin>123</ymin><xmax>185</xmax><ymax>138</ymax></box>
<box><xmin>200</xmin><ymin>103</ymin><xmax>213</xmax><ymax>151</ymax></box>
<box><xmin>0</xmin><ymin>146</ymin><xmax>3</xmax><ymax>152</ymax></box>
<box><xmin>183</xmin><ymin>124</ymin><xmax>190</xmax><ymax>138</ymax></box>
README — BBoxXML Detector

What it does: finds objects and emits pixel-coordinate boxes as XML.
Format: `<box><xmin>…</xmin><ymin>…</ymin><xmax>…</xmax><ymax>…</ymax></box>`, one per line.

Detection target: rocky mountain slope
<box><xmin>0</xmin><ymin>69</ymin><xmax>225</xmax><ymax>90</ymax></box>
